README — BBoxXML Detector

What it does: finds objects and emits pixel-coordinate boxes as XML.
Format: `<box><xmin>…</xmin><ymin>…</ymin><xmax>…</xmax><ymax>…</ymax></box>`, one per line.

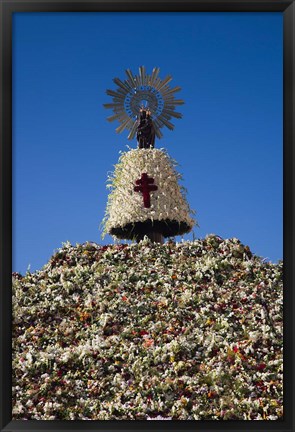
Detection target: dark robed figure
<box><xmin>136</xmin><ymin>109</ymin><xmax>156</xmax><ymax>149</ymax></box>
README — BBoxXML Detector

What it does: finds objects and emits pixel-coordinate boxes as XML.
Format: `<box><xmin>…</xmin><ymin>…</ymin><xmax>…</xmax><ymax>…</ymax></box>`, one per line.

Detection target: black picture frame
<box><xmin>0</xmin><ymin>1</ymin><xmax>294</xmax><ymax>431</ymax></box>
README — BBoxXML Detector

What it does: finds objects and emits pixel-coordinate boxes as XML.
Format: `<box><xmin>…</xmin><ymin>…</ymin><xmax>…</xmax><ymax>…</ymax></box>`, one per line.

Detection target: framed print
<box><xmin>1</xmin><ymin>1</ymin><xmax>294</xmax><ymax>431</ymax></box>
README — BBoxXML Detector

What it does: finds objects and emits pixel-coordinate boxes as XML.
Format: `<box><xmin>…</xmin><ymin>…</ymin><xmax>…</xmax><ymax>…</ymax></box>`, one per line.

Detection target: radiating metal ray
<box><xmin>162</xmin><ymin>86</ymin><xmax>182</xmax><ymax>96</ymax></box>
<box><xmin>157</xmin><ymin>75</ymin><xmax>173</xmax><ymax>91</ymax></box>
<box><xmin>163</xmin><ymin>110</ymin><xmax>183</xmax><ymax>119</ymax></box>
<box><xmin>127</xmin><ymin>121</ymin><xmax>139</xmax><ymax>140</ymax></box>
<box><xmin>134</xmin><ymin>74</ymin><xmax>141</xmax><ymax>88</ymax></box>
<box><xmin>107</xmin><ymin>110</ymin><xmax>128</xmax><ymax>119</ymax></box>
<box><xmin>125</xmin><ymin>69</ymin><xmax>136</xmax><ymax>88</ymax></box>
<box><xmin>175</xmin><ymin>100</ymin><xmax>185</xmax><ymax>105</ymax></box>
<box><xmin>139</xmin><ymin>66</ymin><xmax>146</xmax><ymax>86</ymax></box>
<box><xmin>153</xmin><ymin>121</ymin><xmax>163</xmax><ymax>139</ymax></box>
<box><xmin>112</xmin><ymin>97</ymin><xmax>127</xmax><ymax>104</ymax></box>
<box><xmin>153</xmin><ymin>77</ymin><xmax>162</xmax><ymax>90</ymax></box>
<box><xmin>113</xmin><ymin>78</ymin><xmax>130</xmax><ymax>93</ymax></box>
<box><xmin>159</xmin><ymin>117</ymin><xmax>174</xmax><ymax>130</ymax></box>
<box><xmin>150</xmin><ymin>67</ymin><xmax>160</xmax><ymax>86</ymax></box>
<box><xmin>116</xmin><ymin>88</ymin><xmax>128</xmax><ymax>96</ymax></box>
<box><xmin>116</xmin><ymin>117</ymin><xmax>133</xmax><ymax>134</ymax></box>
<box><xmin>106</xmin><ymin>89</ymin><xmax>125</xmax><ymax>99</ymax></box>
<box><xmin>107</xmin><ymin>112</ymin><xmax>129</xmax><ymax>122</ymax></box>
<box><xmin>103</xmin><ymin>103</ymin><xmax>123</xmax><ymax>109</ymax></box>
<box><xmin>168</xmin><ymin>100</ymin><xmax>185</xmax><ymax>105</ymax></box>
<box><xmin>124</xmin><ymin>79</ymin><xmax>134</xmax><ymax>91</ymax></box>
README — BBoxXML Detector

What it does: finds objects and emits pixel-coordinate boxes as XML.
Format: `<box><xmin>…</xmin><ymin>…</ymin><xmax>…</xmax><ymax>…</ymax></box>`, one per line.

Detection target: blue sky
<box><xmin>12</xmin><ymin>12</ymin><xmax>283</xmax><ymax>273</ymax></box>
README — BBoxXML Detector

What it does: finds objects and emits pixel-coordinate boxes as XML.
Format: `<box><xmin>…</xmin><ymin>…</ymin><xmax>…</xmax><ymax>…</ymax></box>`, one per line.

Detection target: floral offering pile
<box><xmin>12</xmin><ymin>235</ymin><xmax>283</xmax><ymax>420</ymax></box>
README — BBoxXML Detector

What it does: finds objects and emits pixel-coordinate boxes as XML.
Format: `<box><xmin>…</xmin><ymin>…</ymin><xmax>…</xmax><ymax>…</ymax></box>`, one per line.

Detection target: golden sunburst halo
<box><xmin>103</xmin><ymin>66</ymin><xmax>184</xmax><ymax>139</ymax></box>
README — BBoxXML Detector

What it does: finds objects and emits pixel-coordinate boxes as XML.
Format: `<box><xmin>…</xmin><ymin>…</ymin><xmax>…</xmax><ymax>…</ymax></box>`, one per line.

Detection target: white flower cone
<box><xmin>102</xmin><ymin>148</ymin><xmax>196</xmax><ymax>240</ymax></box>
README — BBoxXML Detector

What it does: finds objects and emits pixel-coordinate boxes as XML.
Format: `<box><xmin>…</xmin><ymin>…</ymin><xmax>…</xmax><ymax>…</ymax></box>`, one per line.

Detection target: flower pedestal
<box><xmin>135</xmin><ymin>231</ymin><xmax>164</xmax><ymax>244</ymax></box>
<box><xmin>102</xmin><ymin>148</ymin><xmax>195</xmax><ymax>242</ymax></box>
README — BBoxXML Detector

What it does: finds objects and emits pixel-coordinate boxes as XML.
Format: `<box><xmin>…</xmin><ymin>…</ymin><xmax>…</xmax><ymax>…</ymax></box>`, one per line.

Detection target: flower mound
<box><xmin>12</xmin><ymin>235</ymin><xmax>283</xmax><ymax>420</ymax></box>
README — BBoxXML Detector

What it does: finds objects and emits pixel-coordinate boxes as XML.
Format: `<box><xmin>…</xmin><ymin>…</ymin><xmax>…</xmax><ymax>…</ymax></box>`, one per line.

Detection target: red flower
<box><xmin>257</xmin><ymin>363</ymin><xmax>266</xmax><ymax>371</ymax></box>
<box><xmin>140</xmin><ymin>330</ymin><xmax>148</xmax><ymax>336</ymax></box>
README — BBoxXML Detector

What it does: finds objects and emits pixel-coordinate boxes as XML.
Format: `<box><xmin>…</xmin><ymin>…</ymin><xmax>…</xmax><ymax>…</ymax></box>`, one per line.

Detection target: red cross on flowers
<box><xmin>134</xmin><ymin>173</ymin><xmax>158</xmax><ymax>208</ymax></box>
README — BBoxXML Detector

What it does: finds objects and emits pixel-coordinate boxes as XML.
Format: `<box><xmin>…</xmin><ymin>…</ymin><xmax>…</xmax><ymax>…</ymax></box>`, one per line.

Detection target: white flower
<box><xmin>12</xmin><ymin>402</ymin><xmax>25</xmax><ymax>414</ymax></box>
